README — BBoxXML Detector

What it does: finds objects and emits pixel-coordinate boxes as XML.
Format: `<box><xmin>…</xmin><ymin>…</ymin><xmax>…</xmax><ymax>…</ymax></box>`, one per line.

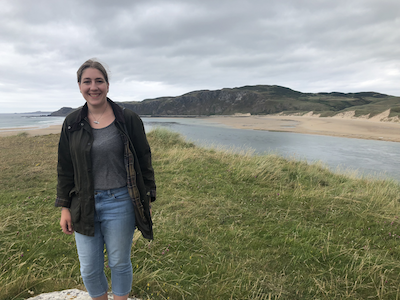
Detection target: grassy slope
<box><xmin>1</xmin><ymin>130</ymin><xmax>400</xmax><ymax>300</ymax></box>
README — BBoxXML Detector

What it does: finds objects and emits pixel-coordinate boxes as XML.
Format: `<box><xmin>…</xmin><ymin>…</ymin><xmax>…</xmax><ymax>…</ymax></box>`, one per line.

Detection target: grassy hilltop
<box><xmin>1</xmin><ymin>130</ymin><xmax>400</xmax><ymax>300</ymax></box>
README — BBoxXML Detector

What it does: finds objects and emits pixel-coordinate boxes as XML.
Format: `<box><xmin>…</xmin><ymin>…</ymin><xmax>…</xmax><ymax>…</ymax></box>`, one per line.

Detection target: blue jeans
<box><xmin>74</xmin><ymin>186</ymin><xmax>135</xmax><ymax>298</ymax></box>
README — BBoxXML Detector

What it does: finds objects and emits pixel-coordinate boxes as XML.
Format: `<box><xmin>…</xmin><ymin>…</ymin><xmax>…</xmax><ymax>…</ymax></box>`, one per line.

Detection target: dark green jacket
<box><xmin>55</xmin><ymin>98</ymin><xmax>156</xmax><ymax>239</ymax></box>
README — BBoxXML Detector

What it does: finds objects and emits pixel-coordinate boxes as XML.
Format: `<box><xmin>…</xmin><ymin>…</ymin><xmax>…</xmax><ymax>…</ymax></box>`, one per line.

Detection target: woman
<box><xmin>56</xmin><ymin>59</ymin><xmax>156</xmax><ymax>300</ymax></box>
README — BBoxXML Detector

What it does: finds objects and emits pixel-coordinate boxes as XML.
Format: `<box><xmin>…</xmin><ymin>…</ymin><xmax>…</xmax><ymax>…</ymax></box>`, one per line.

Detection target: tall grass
<box><xmin>1</xmin><ymin>129</ymin><xmax>400</xmax><ymax>299</ymax></box>
<box><xmin>0</xmin><ymin>134</ymin><xmax>82</xmax><ymax>300</ymax></box>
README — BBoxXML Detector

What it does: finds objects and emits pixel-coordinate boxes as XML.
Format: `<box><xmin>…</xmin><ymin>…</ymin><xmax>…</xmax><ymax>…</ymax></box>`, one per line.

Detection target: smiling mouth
<box><xmin>89</xmin><ymin>93</ymin><xmax>101</xmax><ymax>97</ymax></box>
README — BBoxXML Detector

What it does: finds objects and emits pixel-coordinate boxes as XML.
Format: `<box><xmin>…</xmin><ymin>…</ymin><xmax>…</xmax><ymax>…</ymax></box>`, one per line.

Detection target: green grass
<box><xmin>1</xmin><ymin>129</ymin><xmax>400</xmax><ymax>299</ymax></box>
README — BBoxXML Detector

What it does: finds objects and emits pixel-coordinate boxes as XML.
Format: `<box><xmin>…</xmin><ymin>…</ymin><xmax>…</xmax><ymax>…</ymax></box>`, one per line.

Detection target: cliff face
<box><xmin>50</xmin><ymin>85</ymin><xmax>395</xmax><ymax>117</ymax></box>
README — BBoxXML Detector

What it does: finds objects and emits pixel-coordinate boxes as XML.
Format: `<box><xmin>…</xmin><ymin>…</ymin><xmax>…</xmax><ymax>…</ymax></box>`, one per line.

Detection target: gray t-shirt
<box><xmin>91</xmin><ymin>122</ymin><xmax>127</xmax><ymax>190</ymax></box>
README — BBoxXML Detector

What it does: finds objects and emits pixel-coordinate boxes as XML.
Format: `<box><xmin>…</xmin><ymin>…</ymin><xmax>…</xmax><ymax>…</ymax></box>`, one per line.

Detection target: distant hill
<box><xmin>50</xmin><ymin>85</ymin><xmax>400</xmax><ymax>119</ymax></box>
<box><xmin>50</xmin><ymin>107</ymin><xmax>77</xmax><ymax>116</ymax></box>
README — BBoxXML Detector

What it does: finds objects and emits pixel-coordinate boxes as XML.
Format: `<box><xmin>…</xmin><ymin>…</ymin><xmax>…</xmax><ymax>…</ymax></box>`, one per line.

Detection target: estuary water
<box><xmin>0</xmin><ymin>114</ymin><xmax>398</xmax><ymax>181</ymax></box>
<box><xmin>142</xmin><ymin>117</ymin><xmax>400</xmax><ymax>181</ymax></box>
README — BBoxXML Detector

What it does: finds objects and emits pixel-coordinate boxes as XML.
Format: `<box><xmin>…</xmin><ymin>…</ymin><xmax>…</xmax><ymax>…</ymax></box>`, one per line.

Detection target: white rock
<box><xmin>26</xmin><ymin>289</ymin><xmax>139</xmax><ymax>300</ymax></box>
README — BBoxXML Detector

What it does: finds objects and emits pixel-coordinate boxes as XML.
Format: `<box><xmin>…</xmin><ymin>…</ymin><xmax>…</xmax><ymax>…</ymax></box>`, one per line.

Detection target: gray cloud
<box><xmin>0</xmin><ymin>0</ymin><xmax>399</xmax><ymax>112</ymax></box>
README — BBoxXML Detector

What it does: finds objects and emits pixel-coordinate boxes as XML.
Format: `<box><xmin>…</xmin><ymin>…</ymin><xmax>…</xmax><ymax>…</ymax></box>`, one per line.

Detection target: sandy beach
<box><xmin>1</xmin><ymin>114</ymin><xmax>399</xmax><ymax>142</ymax></box>
<box><xmin>0</xmin><ymin>124</ymin><xmax>62</xmax><ymax>137</ymax></box>
<box><xmin>204</xmin><ymin>113</ymin><xmax>400</xmax><ymax>143</ymax></box>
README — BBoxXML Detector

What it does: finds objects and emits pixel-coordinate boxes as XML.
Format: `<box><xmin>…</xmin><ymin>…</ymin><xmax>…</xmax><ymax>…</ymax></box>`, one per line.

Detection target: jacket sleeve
<box><xmin>126</xmin><ymin>111</ymin><xmax>156</xmax><ymax>201</ymax></box>
<box><xmin>55</xmin><ymin>120</ymin><xmax>75</xmax><ymax>208</ymax></box>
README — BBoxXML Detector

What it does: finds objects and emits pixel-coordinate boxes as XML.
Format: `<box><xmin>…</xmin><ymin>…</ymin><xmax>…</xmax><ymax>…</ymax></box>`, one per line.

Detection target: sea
<box><xmin>0</xmin><ymin>113</ymin><xmax>399</xmax><ymax>181</ymax></box>
<box><xmin>0</xmin><ymin>113</ymin><xmax>65</xmax><ymax>133</ymax></box>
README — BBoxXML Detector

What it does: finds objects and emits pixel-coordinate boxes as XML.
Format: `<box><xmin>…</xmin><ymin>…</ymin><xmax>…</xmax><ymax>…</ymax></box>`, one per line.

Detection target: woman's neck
<box><xmin>88</xmin><ymin>101</ymin><xmax>109</xmax><ymax>115</ymax></box>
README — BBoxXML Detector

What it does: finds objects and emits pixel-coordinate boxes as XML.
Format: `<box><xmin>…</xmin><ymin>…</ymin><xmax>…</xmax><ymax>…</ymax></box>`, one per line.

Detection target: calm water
<box><xmin>142</xmin><ymin>117</ymin><xmax>400</xmax><ymax>181</ymax></box>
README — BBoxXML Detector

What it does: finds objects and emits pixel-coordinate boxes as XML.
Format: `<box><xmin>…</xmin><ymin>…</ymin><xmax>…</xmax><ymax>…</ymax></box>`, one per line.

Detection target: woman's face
<box><xmin>78</xmin><ymin>68</ymin><xmax>109</xmax><ymax>108</ymax></box>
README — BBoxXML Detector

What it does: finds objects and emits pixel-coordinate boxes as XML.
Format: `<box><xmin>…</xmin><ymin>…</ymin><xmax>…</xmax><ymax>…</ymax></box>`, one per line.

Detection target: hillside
<box><xmin>2</xmin><ymin>130</ymin><xmax>400</xmax><ymax>299</ymax></box>
<box><xmin>50</xmin><ymin>85</ymin><xmax>400</xmax><ymax>118</ymax></box>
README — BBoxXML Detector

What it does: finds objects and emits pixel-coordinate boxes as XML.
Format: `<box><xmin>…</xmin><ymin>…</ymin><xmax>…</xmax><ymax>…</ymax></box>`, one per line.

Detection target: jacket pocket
<box><xmin>70</xmin><ymin>195</ymin><xmax>81</xmax><ymax>224</ymax></box>
<box><xmin>68</xmin><ymin>188</ymin><xmax>77</xmax><ymax>198</ymax></box>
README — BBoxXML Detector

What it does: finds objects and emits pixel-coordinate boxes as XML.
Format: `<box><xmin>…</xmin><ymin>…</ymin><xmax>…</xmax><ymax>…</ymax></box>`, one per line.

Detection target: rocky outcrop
<box><xmin>26</xmin><ymin>289</ymin><xmax>139</xmax><ymax>300</ymax></box>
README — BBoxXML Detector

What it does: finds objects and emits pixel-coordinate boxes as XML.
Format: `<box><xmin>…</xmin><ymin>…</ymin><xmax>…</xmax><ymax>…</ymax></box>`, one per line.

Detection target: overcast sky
<box><xmin>1</xmin><ymin>0</ymin><xmax>399</xmax><ymax>113</ymax></box>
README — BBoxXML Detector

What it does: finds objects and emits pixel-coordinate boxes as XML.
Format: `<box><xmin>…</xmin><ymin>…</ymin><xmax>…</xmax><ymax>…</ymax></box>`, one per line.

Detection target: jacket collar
<box><xmin>72</xmin><ymin>97</ymin><xmax>125</xmax><ymax>127</ymax></box>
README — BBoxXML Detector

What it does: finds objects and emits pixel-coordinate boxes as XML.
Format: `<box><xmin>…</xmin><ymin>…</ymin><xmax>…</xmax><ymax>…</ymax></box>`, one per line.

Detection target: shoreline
<box><xmin>0</xmin><ymin>125</ymin><xmax>62</xmax><ymax>137</ymax></box>
<box><xmin>0</xmin><ymin>115</ymin><xmax>399</xmax><ymax>143</ymax></box>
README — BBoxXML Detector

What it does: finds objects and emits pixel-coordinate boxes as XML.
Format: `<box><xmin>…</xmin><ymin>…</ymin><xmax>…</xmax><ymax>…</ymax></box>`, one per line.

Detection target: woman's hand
<box><xmin>60</xmin><ymin>208</ymin><xmax>74</xmax><ymax>235</ymax></box>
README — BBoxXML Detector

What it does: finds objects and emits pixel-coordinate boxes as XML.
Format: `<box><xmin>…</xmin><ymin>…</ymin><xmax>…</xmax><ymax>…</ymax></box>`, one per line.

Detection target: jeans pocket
<box><xmin>112</xmin><ymin>187</ymin><xmax>130</xmax><ymax>201</ymax></box>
